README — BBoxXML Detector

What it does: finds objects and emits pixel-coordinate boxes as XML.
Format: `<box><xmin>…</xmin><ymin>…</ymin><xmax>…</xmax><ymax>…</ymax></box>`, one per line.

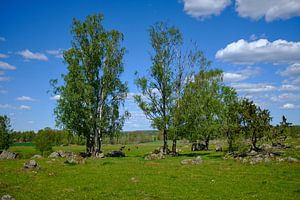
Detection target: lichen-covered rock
<box><xmin>1</xmin><ymin>194</ymin><xmax>15</xmax><ymax>200</ymax></box>
<box><xmin>64</xmin><ymin>155</ymin><xmax>86</xmax><ymax>165</ymax></box>
<box><xmin>0</xmin><ymin>151</ymin><xmax>18</xmax><ymax>159</ymax></box>
<box><xmin>181</xmin><ymin>156</ymin><xmax>203</xmax><ymax>165</ymax></box>
<box><xmin>48</xmin><ymin>152</ymin><xmax>60</xmax><ymax>158</ymax></box>
<box><xmin>24</xmin><ymin>160</ymin><xmax>39</xmax><ymax>169</ymax></box>
<box><xmin>31</xmin><ymin>154</ymin><xmax>43</xmax><ymax>159</ymax></box>
<box><xmin>145</xmin><ymin>152</ymin><xmax>165</xmax><ymax>160</ymax></box>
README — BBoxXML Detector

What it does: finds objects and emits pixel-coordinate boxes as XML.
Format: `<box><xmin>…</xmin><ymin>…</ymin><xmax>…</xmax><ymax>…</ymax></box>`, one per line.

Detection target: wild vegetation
<box><xmin>0</xmin><ymin>13</ymin><xmax>299</xmax><ymax>199</ymax></box>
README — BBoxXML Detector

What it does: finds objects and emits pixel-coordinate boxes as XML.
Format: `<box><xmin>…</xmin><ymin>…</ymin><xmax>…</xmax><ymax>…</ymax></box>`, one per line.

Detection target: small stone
<box><xmin>0</xmin><ymin>151</ymin><xmax>18</xmax><ymax>159</ymax></box>
<box><xmin>31</xmin><ymin>155</ymin><xmax>43</xmax><ymax>159</ymax></box>
<box><xmin>286</xmin><ymin>157</ymin><xmax>298</xmax><ymax>162</ymax></box>
<box><xmin>181</xmin><ymin>156</ymin><xmax>203</xmax><ymax>165</ymax></box>
<box><xmin>24</xmin><ymin>160</ymin><xmax>39</xmax><ymax>169</ymax></box>
<box><xmin>48</xmin><ymin>152</ymin><xmax>60</xmax><ymax>158</ymax></box>
<box><xmin>64</xmin><ymin>155</ymin><xmax>85</xmax><ymax>165</ymax></box>
<box><xmin>1</xmin><ymin>194</ymin><xmax>15</xmax><ymax>200</ymax></box>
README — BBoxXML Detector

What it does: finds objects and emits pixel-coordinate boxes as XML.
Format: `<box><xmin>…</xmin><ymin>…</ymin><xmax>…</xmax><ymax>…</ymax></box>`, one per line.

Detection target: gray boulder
<box><xmin>31</xmin><ymin>155</ymin><xmax>43</xmax><ymax>159</ymax></box>
<box><xmin>1</xmin><ymin>195</ymin><xmax>15</xmax><ymax>200</ymax></box>
<box><xmin>64</xmin><ymin>155</ymin><xmax>85</xmax><ymax>165</ymax></box>
<box><xmin>48</xmin><ymin>152</ymin><xmax>60</xmax><ymax>158</ymax></box>
<box><xmin>24</xmin><ymin>160</ymin><xmax>39</xmax><ymax>169</ymax></box>
<box><xmin>0</xmin><ymin>150</ymin><xmax>18</xmax><ymax>159</ymax></box>
<box><xmin>181</xmin><ymin>156</ymin><xmax>203</xmax><ymax>165</ymax></box>
<box><xmin>145</xmin><ymin>152</ymin><xmax>165</xmax><ymax>160</ymax></box>
<box><xmin>215</xmin><ymin>145</ymin><xmax>222</xmax><ymax>152</ymax></box>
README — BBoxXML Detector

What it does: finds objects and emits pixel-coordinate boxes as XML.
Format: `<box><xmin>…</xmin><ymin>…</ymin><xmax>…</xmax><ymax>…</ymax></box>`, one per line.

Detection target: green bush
<box><xmin>0</xmin><ymin>115</ymin><xmax>12</xmax><ymax>150</ymax></box>
<box><xmin>34</xmin><ymin>128</ymin><xmax>55</xmax><ymax>153</ymax></box>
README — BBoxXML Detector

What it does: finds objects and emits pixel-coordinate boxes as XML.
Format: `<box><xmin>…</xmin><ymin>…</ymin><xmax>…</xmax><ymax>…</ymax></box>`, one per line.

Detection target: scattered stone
<box><xmin>79</xmin><ymin>152</ymin><xmax>91</xmax><ymax>158</ymax></box>
<box><xmin>181</xmin><ymin>156</ymin><xmax>203</xmax><ymax>165</ymax></box>
<box><xmin>271</xmin><ymin>151</ymin><xmax>284</xmax><ymax>156</ymax></box>
<box><xmin>145</xmin><ymin>152</ymin><xmax>165</xmax><ymax>160</ymax></box>
<box><xmin>191</xmin><ymin>143</ymin><xmax>206</xmax><ymax>151</ymax></box>
<box><xmin>215</xmin><ymin>145</ymin><xmax>222</xmax><ymax>152</ymax></box>
<box><xmin>31</xmin><ymin>155</ymin><xmax>43</xmax><ymax>159</ymax></box>
<box><xmin>1</xmin><ymin>195</ymin><xmax>15</xmax><ymax>200</ymax></box>
<box><xmin>261</xmin><ymin>144</ymin><xmax>272</xmax><ymax>150</ymax></box>
<box><xmin>294</xmin><ymin>145</ymin><xmax>300</xmax><ymax>149</ymax></box>
<box><xmin>57</xmin><ymin>150</ymin><xmax>73</xmax><ymax>158</ymax></box>
<box><xmin>24</xmin><ymin>160</ymin><xmax>39</xmax><ymax>169</ymax></box>
<box><xmin>0</xmin><ymin>151</ymin><xmax>18</xmax><ymax>159</ymax></box>
<box><xmin>48</xmin><ymin>152</ymin><xmax>60</xmax><ymax>158</ymax></box>
<box><xmin>286</xmin><ymin>157</ymin><xmax>298</xmax><ymax>163</ymax></box>
<box><xmin>64</xmin><ymin>155</ymin><xmax>86</xmax><ymax>165</ymax></box>
<box><xmin>247</xmin><ymin>150</ymin><xmax>258</xmax><ymax>156</ymax></box>
<box><xmin>106</xmin><ymin>150</ymin><xmax>125</xmax><ymax>157</ymax></box>
<box><xmin>96</xmin><ymin>152</ymin><xmax>105</xmax><ymax>158</ymax></box>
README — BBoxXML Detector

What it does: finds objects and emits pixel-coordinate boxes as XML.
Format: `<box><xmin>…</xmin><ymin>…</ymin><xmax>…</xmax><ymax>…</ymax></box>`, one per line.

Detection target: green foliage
<box><xmin>180</xmin><ymin>64</ymin><xmax>224</xmax><ymax>149</ymax></box>
<box><xmin>240</xmin><ymin>99</ymin><xmax>272</xmax><ymax>151</ymax></box>
<box><xmin>51</xmin><ymin>13</ymin><xmax>128</xmax><ymax>154</ymax></box>
<box><xmin>11</xmin><ymin>130</ymin><xmax>35</xmax><ymax>143</ymax></box>
<box><xmin>0</xmin><ymin>115</ymin><xmax>12</xmax><ymax>150</ymax></box>
<box><xmin>134</xmin><ymin>22</ymin><xmax>182</xmax><ymax>154</ymax></box>
<box><xmin>34</xmin><ymin>128</ymin><xmax>56</xmax><ymax>154</ymax></box>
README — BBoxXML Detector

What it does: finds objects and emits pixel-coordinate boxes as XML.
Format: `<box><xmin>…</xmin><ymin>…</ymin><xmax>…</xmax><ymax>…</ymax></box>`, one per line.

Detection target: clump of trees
<box><xmin>51</xmin><ymin>14</ymin><xmax>128</xmax><ymax>156</ymax></box>
<box><xmin>0</xmin><ymin>115</ymin><xmax>12</xmax><ymax>150</ymax></box>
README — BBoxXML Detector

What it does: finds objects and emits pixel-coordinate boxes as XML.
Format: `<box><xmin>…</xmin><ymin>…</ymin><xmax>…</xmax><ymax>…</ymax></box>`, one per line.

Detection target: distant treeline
<box><xmin>11</xmin><ymin>125</ymin><xmax>300</xmax><ymax>146</ymax></box>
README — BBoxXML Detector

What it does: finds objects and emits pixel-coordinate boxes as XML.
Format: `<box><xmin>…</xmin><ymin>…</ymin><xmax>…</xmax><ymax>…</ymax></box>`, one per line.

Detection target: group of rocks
<box><xmin>224</xmin><ymin>142</ymin><xmax>298</xmax><ymax>164</ymax></box>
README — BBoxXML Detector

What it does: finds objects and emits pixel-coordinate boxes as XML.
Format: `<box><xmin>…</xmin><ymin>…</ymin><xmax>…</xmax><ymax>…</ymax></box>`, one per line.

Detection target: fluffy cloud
<box><xmin>216</xmin><ymin>39</ymin><xmax>300</xmax><ymax>64</ymax></box>
<box><xmin>0</xmin><ymin>104</ymin><xmax>13</xmax><ymax>109</ymax></box>
<box><xmin>0</xmin><ymin>61</ymin><xmax>16</xmax><ymax>70</ymax></box>
<box><xmin>182</xmin><ymin>0</ymin><xmax>231</xmax><ymax>18</ymax></box>
<box><xmin>271</xmin><ymin>93</ymin><xmax>300</xmax><ymax>102</ymax></box>
<box><xmin>280</xmin><ymin>84</ymin><xmax>300</xmax><ymax>91</ymax></box>
<box><xmin>280</xmin><ymin>63</ymin><xmax>300</xmax><ymax>84</ymax></box>
<box><xmin>281</xmin><ymin>103</ymin><xmax>299</xmax><ymax>109</ymax></box>
<box><xmin>16</xmin><ymin>96</ymin><xmax>35</xmax><ymax>102</ymax></box>
<box><xmin>46</xmin><ymin>49</ymin><xmax>64</xmax><ymax>59</ymax></box>
<box><xmin>236</xmin><ymin>0</ymin><xmax>300</xmax><ymax>22</ymax></box>
<box><xmin>0</xmin><ymin>77</ymin><xmax>10</xmax><ymax>82</ymax></box>
<box><xmin>223</xmin><ymin>66</ymin><xmax>261</xmax><ymax>82</ymax></box>
<box><xmin>231</xmin><ymin>83</ymin><xmax>276</xmax><ymax>93</ymax></box>
<box><xmin>19</xmin><ymin>105</ymin><xmax>31</xmax><ymax>110</ymax></box>
<box><xmin>0</xmin><ymin>53</ymin><xmax>8</xmax><ymax>58</ymax></box>
<box><xmin>17</xmin><ymin>49</ymin><xmax>48</xmax><ymax>61</ymax></box>
<box><xmin>50</xmin><ymin>95</ymin><xmax>61</xmax><ymax>100</ymax></box>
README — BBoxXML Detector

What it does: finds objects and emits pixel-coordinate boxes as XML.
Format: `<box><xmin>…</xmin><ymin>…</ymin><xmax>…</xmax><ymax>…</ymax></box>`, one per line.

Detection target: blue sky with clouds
<box><xmin>0</xmin><ymin>0</ymin><xmax>299</xmax><ymax>132</ymax></box>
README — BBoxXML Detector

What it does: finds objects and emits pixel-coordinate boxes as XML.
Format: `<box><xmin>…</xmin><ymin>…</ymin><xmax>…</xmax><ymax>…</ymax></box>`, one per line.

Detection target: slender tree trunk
<box><xmin>172</xmin><ymin>139</ymin><xmax>177</xmax><ymax>156</ymax></box>
<box><xmin>204</xmin><ymin>135</ymin><xmax>210</xmax><ymax>150</ymax></box>
<box><xmin>163</xmin><ymin>128</ymin><xmax>168</xmax><ymax>154</ymax></box>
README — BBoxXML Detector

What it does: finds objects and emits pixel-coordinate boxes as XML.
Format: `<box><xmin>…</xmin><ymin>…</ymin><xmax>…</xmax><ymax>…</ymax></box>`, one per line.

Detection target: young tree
<box><xmin>51</xmin><ymin>14</ymin><xmax>128</xmax><ymax>156</ymax></box>
<box><xmin>134</xmin><ymin>22</ymin><xmax>182</xmax><ymax>154</ymax></box>
<box><xmin>240</xmin><ymin>99</ymin><xmax>272</xmax><ymax>151</ymax></box>
<box><xmin>34</xmin><ymin>128</ymin><xmax>55</xmax><ymax>154</ymax></box>
<box><xmin>180</xmin><ymin>65</ymin><xmax>224</xmax><ymax>150</ymax></box>
<box><xmin>0</xmin><ymin>115</ymin><xmax>12</xmax><ymax>150</ymax></box>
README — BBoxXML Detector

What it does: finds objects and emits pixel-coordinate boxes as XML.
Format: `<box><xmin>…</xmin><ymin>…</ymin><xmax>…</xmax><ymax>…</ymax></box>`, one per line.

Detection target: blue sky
<box><xmin>0</xmin><ymin>0</ymin><xmax>299</xmax><ymax>132</ymax></box>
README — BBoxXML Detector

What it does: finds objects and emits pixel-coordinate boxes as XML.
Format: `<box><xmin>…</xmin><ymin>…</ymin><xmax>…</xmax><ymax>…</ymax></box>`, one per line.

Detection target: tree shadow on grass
<box><xmin>178</xmin><ymin>152</ymin><xmax>210</xmax><ymax>157</ymax></box>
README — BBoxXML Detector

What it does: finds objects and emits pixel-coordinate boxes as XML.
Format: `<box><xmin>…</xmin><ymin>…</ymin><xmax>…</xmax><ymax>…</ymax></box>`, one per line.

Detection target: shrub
<box><xmin>34</xmin><ymin>128</ymin><xmax>55</xmax><ymax>153</ymax></box>
<box><xmin>0</xmin><ymin>115</ymin><xmax>12</xmax><ymax>150</ymax></box>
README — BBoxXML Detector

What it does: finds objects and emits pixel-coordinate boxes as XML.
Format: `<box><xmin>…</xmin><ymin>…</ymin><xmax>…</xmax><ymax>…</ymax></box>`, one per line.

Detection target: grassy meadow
<box><xmin>1</xmin><ymin>140</ymin><xmax>300</xmax><ymax>200</ymax></box>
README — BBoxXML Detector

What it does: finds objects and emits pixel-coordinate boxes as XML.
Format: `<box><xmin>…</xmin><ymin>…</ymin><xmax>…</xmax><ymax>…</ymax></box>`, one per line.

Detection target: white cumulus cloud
<box><xmin>19</xmin><ymin>105</ymin><xmax>31</xmax><ymax>110</ymax></box>
<box><xmin>231</xmin><ymin>83</ymin><xmax>277</xmax><ymax>93</ymax></box>
<box><xmin>216</xmin><ymin>39</ymin><xmax>300</xmax><ymax>64</ymax></box>
<box><xmin>46</xmin><ymin>49</ymin><xmax>64</xmax><ymax>59</ymax></box>
<box><xmin>16</xmin><ymin>96</ymin><xmax>35</xmax><ymax>102</ymax></box>
<box><xmin>280</xmin><ymin>84</ymin><xmax>300</xmax><ymax>91</ymax></box>
<box><xmin>0</xmin><ymin>61</ymin><xmax>16</xmax><ymax>70</ymax></box>
<box><xmin>17</xmin><ymin>49</ymin><xmax>48</xmax><ymax>61</ymax></box>
<box><xmin>223</xmin><ymin>66</ymin><xmax>261</xmax><ymax>82</ymax></box>
<box><xmin>236</xmin><ymin>0</ymin><xmax>300</xmax><ymax>22</ymax></box>
<box><xmin>0</xmin><ymin>53</ymin><xmax>8</xmax><ymax>58</ymax></box>
<box><xmin>0</xmin><ymin>77</ymin><xmax>10</xmax><ymax>82</ymax></box>
<box><xmin>280</xmin><ymin>63</ymin><xmax>300</xmax><ymax>84</ymax></box>
<box><xmin>182</xmin><ymin>0</ymin><xmax>231</xmax><ymax>18</ymax></box>
<box><xmin>50</xmin><ymin>95</ymin><xmax>61</xmax><ymax>100</ymax></box>
<box><xmin>281</xmin><ymin>103</ymin><xmax>299</xmax><ymax>109</ymax></box>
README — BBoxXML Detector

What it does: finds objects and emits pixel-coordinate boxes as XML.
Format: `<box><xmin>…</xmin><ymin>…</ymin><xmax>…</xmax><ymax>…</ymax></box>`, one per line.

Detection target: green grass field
<box><xmin>1</xmin><ymin>141</ymin><xmax>300</xmax><ymax>200</ymax></box>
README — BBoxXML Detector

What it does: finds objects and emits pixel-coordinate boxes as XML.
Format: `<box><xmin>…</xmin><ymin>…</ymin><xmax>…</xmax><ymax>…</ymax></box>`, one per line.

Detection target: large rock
<box><xmin>1</xmin><ymin>195</ymin><xmax>15</xmax><ymax>200</ymax></box>
<box><xmin>215</xmin><ymin>144</ymin><xmax>222</xmax><ymax>152</ymax></box>
<box><xmin>31</xmin><ymin>155</ymin><xmax>43</xmax><ymax>159</ymax></box>
<box><xmin>48</xmin><ymin>152</ymin><xmax>60</xmax><ymax>158</ymax></box>
<box><xmin>181</xmin><ymin>156</ymin><xmax>203</xmax><ymax>165</ymax></box>
<box><xmin>106</xmin><ymin>150</ymin><xmax>125</xmax><ymax>157</ymax></box>
<box><xmin>261</xmin><ymin>144</ymin><xmax>272</xmax><ymax>150</ymax></box>
<box><xmin>57</xmin><ymin>150</ymin><xmax>73</xmax><ymax>158</ymax></box>
<box><xmin>24</xmin><ymin>160</ymin><xmax>39</xmax><ymax>169</ymax></box>
<box><xmin>0</xmin><ymin>151</ymin><xmax>18</xmax><ymax>159</ymax></box>
<box><xmin>145</xmin><ymin>152</ymin><xmax>165</xmax><ymax>160</ymax></box>
<box><xmin>64</xmin><ymin>155</ymin><xmax>86</xmax><ymax>165</ymax></box>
